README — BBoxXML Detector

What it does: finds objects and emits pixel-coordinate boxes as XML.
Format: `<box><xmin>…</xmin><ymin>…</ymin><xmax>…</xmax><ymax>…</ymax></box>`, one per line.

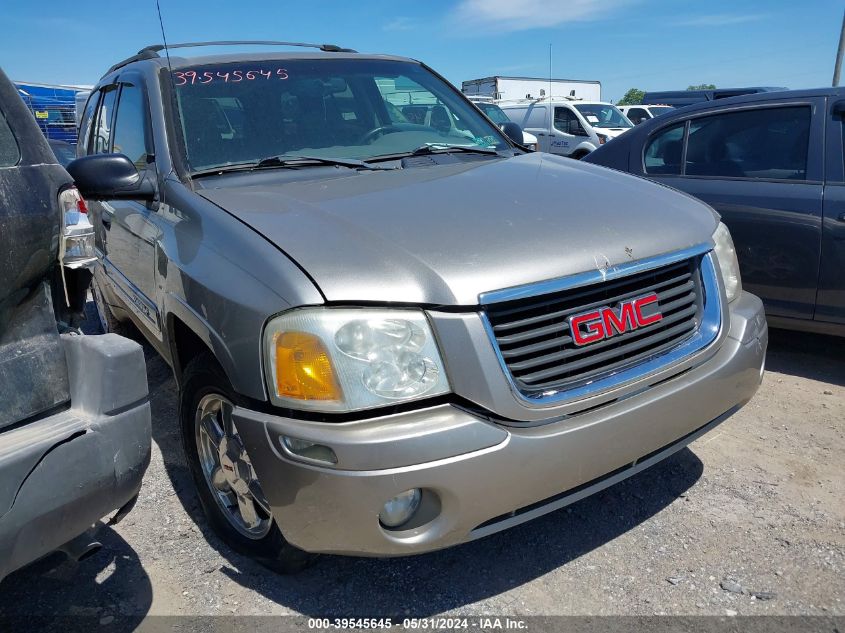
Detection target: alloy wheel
<box><xmin>194</xmin><ymin>393</ymin><xmax>273</xmax><ymax>539</ymax></box>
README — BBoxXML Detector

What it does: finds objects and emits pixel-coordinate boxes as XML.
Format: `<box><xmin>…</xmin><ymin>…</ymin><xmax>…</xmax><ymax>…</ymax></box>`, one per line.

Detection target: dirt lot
<box><xmin>1</xmin><ymin>325</ymin><xmax>843</xmax><ymax>623</ymax></box>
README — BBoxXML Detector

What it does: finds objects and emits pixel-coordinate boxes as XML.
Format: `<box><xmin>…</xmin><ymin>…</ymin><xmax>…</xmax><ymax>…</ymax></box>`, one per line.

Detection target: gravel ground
<box><xmin>1</xmin><ymin>324</ymin><xmax>843</xmax><ymax>623</ymax></box>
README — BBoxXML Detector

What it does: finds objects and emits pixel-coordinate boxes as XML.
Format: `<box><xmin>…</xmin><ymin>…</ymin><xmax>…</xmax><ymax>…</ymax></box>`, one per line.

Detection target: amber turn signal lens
<box><xmin>273</xmin><ymin>331</ymin><xmax>342</xmax><ymax>402</ymax></box>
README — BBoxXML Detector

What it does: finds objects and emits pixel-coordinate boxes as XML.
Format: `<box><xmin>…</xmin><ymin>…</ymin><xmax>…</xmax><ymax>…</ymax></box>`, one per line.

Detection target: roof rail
<box><xmin>103</xmin><ymin>40</ymin><xmax>356</xmax><ymax>77</ymax></box>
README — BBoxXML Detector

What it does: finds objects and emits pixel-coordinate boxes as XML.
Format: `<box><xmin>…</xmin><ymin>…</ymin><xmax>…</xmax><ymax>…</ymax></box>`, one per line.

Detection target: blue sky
<box><xmin>2</xmin><ymin>0</ymin><xmax>842</xmax><ymax>102</ymax></box>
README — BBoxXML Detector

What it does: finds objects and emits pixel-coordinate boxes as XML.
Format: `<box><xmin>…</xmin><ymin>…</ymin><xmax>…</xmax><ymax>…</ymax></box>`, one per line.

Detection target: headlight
<box><xmin>712</xmin><ymin>222</ymin><xmax>742</xmax><ymax>303</ymax></box>
<box><xmin>263</xmin><ymin>308</ymin><xmax>450</xmax><ymax>412</ymax></box>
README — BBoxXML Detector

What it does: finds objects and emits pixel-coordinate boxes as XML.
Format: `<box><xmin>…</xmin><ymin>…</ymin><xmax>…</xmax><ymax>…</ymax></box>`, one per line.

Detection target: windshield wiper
<box><xmin>190</xmin><ymin>155</ymin><xmax>394</xmax><ymax>178</ymax></box>
<box><xmin>368</xmin><ymin>143</ymin><xmax>502</xmax><ymax>163</ymax></box>
<box><xmin>255</xmin><ymin>155</ymin><xmax>394</xmax><ymax>171</ymax></box>
<box><xmin>410</xmin><ymin>143</ymin><xmax>499</xmax><ymax>156</ymax></box>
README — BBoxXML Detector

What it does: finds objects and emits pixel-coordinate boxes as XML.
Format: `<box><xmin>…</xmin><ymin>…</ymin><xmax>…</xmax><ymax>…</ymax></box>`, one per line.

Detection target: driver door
<box><xmin>552</xmin><ymin>106</ymin><xmax>583</xmax><ymax>156</ymax></box>
<box><xmin>86</xmin><ymin>77</ymin><xmax>162</xmax><ymax>339</ymax></box>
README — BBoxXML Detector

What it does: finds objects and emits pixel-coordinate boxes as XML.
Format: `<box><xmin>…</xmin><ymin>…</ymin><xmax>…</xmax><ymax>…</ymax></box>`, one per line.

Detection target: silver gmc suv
<box><xmin>69</xmin><ymin>42</ymin><xmax>768</xmax><ymax>572</ymax></box>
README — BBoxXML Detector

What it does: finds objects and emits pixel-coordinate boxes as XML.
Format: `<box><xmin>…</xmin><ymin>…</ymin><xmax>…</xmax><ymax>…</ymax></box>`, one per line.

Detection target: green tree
<box><xmin>687</xmin><ymin>84</ymin><xmax>716</xmax><ymax>90</ymax></box>
<box><xmin>617</xmin><ymin>88</ymin><xmax>645</xmax><ymax>105</ymax></box>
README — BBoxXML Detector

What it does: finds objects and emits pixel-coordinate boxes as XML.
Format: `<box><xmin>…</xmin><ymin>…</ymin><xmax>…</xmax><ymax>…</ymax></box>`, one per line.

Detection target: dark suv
<box><xmin>70</xmin><ymin>42</ymin><xmax>766</xmax><ymax>572</ymax></box>
<box><xmin>0</xmin><ymin>68</ymin><xmax>150</xmax><ymax>581</ymax></box>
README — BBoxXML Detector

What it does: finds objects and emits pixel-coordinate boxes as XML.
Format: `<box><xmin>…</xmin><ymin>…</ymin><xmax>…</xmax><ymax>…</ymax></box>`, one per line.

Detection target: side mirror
<box><xmin>66</xmin><ymin>154</ymin><xmax>155</xmax><ymax>201</ymax></box>
<box><xmin>500</xmin><ymin>121</ymin><xmax>525</xmax><ymax>145</ymax></box>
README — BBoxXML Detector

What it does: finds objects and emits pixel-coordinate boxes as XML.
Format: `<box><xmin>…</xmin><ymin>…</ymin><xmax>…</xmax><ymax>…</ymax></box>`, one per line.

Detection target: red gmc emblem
<box><xmin>568</xmin><ymin>293</ymin><xmax>663</xmax><ymax>346</ymax></box>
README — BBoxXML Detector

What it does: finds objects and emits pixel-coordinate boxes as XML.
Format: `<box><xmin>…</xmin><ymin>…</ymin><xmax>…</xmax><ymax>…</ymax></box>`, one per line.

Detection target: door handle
<box><xmin>537</xmin><ymin>132</ymin><xmax>546</xmax><ymax>136</ymax></box>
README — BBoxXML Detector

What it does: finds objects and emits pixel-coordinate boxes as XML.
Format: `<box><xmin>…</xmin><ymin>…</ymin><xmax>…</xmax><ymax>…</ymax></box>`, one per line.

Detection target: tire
<box><xmin>180</xmin><ymin>352</ymin><xmax>315</xmax><ymax>574</ymax></box>
<box><xmin>91</xmin><ymin>274</ymin><xmax>135</xmax><ymax>337</ymax></box>
<box><xmin>570</xmin><ymin>150</ymin><xmax>590</xmax><ymax>160</ymax></box>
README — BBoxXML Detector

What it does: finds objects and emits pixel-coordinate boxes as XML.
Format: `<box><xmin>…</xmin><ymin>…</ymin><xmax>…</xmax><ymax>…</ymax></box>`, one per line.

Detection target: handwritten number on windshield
<box><xmin>172</xmin><ymin>68</ymin><xmax>289</xmax><ymax>85</ymax></box>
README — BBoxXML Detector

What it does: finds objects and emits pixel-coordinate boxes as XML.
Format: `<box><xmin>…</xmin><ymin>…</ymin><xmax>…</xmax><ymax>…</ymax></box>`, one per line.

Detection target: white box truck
<box><xmin>462</xmin><ymin>76</ymin><xmax>601</xmax><ymax>103</ymax></box>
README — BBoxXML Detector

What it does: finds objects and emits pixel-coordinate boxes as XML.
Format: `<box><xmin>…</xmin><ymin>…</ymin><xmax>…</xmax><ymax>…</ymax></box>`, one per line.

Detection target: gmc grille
<box><xmin>483</xmin><ymin>257</ymin><xmax>705</xmax><ymax>397</ymax></box>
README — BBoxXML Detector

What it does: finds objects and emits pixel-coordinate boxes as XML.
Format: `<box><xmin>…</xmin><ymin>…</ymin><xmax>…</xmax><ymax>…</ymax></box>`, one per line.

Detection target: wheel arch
<box><xmin>571</xmin><ymin>144</ymin><xmax>595</xmax><ymax>159</ymax></box>
<box><xmin>165</xmin><ymin>297</ymin><xmax>246</xmax><ymax>397</ymax></box>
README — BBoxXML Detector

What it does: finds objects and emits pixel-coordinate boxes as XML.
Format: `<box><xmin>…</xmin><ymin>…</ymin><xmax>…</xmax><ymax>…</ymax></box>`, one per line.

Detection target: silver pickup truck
<box><xmin>68</xmin><ymin>42</ymin><xmax>767</xmax><ymax>572</ymax></box>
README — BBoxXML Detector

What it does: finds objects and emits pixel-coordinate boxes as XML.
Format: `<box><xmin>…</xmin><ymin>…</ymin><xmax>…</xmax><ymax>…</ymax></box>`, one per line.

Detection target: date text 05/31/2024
<box><xmin>307</xmin><ymin>618</ymin><xmax>528</xmax><ymax>630</ymax></box>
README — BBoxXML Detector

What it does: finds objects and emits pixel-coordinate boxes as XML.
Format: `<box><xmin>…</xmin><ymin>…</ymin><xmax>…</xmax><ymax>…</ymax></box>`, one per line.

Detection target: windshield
<box><xmin>475</xmin><ymin>102</ymin><xmax>510</xmax><ymax>125</ymax></box>
<box><xmin>574</xmin><ymin>103</ymin><xmax>632</xmax><ymax>129</ymax></box>
<box><xmin>170</xmin><ymin>59</ymin><xmax>509</xmax><ymax>172</ymax></box>
<box><xmin>648</xmin><ymin>106</ymin><xmax>674</xmax><ymax>117</ymax></box>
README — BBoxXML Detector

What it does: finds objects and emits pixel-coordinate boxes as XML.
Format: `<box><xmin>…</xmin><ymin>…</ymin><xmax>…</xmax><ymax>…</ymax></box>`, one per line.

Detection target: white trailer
<box><xmin>462</xmin><ymin>76</ymin><xmax>601</xmax><ymax>103</ymax></box>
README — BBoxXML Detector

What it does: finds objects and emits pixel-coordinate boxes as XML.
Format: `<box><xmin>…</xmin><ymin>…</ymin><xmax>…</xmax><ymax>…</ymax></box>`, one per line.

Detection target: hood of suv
<box><xmin>197</xmin><ymin>153</ymin><xmax>718</xmax><ymax>306</ymax></box>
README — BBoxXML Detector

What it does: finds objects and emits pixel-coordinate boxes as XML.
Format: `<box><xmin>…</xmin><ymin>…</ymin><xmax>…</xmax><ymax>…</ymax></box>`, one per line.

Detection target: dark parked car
<box><xmin>585</xmin><ymin>87</ymin><xmax>845</xmax><ymax>336</ymax></box>
<box><xmin>0</xmin><ymin>67</ymin><xmax>151</xmax><ymax>581</ymax></box>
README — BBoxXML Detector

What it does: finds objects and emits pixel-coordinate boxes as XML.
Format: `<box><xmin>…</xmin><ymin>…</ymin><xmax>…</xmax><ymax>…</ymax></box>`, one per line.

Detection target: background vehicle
<box><xmin>469</xmin><ymin>97</ymin><xmax>538</xmax><ymax>150</ymax></box>
<box><xmin>618</xmin><ymin>104</ymin><xmax>673</xmax><ymax>125</ymax></box>
<box><xmin>14</xmin><ymin>81</ymin><xmax>83</xmax><ymax>144</ymax></box>
<box><xmin>0</xmin><ymin>68</ymin><xmax>150</xmax><ymax>581</ymax></box>
<box><xmin>642</xmin><ymin>87</ymin><xmax>787</xmax><ymax>108</ymax></box>
<box><xmin>500</xmin><ymin>99</ymin><xmax>632</xmax><ymax>158</ymax></box>
<box><xmin>462</xmin><ymin>76</ymin><xmax>601</xmax><ymax>102</ymax></box>
<box><xmin>71</xmin><ymin>42</ymin><xmax>765</xmax><ymax>573</ymax></box>
<box><xmin>585</xmin><ymin>87</ymin><xmax>845</xmax><ymax>336</ymax></box>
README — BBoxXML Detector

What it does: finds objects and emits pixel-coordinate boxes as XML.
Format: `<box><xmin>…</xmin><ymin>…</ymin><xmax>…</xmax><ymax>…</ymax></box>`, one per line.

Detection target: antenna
<box><xmin>548</xmin><ymin>44</ymin><xmax>552</xmax><ymax>142</ymax></box>
<box><xmin>155</xmin><ymin>0</ymin><xmax>174</xmax><ymax>77</ymax></box>
<box><xmin>155</xmin><ymin>0</ymin><xmax>176</xmax><ymax>197</ymax></box>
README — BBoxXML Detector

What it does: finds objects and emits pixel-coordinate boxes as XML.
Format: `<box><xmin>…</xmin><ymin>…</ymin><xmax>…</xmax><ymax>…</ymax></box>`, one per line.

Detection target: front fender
<box><xmin>158</xmin><ymin>182</ymin><xmax>324</xmax><ymax>401</ymax></box>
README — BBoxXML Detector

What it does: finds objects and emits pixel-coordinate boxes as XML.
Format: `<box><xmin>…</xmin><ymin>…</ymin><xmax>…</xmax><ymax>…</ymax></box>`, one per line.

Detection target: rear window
<box><xmin>0</xmin><ymin>112</ymin><xmax>20</xmax><ymax>167</ymax></box>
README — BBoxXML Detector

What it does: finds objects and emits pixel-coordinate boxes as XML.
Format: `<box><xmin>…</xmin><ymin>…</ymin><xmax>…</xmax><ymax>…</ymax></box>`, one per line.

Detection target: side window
<box><xmin>554</xmin><ymin>107</ymin><xmax>583</xmax><ymax>135</ymax></box>
<box><xmin>628</xmin><ymin>108</ymin><xmax>648</xmax><ymax>123</ymax></box>
<box><xmin>644</xmin><ymin>123</ymin><xmax>685</xmax><ymax>175</ymax></box>
<box><xmin>78</xmin><ymin>92</ymin><xmax>100</xmax><ymax>155</ymax></box>
<box><xmin>524</xmin><ymin>106</ymin><xmax>546</xmax><ymax>128</ymax></box>
<box><xmin>112</xmin><ymin>83</ymin><xmax>149</xmax><ymax>169</ymax></box>
<box><xmin>841</xmin><ymin>115</ymin><xmax>845</xmax><ymax>181</ymax></box>
<box><xmin>0</xmin><ymin>112</ymin><xmax>20</xmax><ymax>167</ymax></box>
<box><xmin>685</xmin><ymin>106</ymin><xmax>810</xmax><ymax>180</ymax></box>
<box><xmin>92</xmin><ymin>88</ymin><xmax>118</xmax><ymax>155</ymax></box>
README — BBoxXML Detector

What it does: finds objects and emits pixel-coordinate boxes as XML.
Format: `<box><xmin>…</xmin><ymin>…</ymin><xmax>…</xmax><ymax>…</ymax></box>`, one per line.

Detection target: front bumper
<box><xmin>235</xmin><ymin>292</ymin><xmax>767</xmax><ymax>556</ymax></box>
<box><xmin>0</xmin><ymin>334</ymin><xmax>151</xmax><ymax>580</ymax></box>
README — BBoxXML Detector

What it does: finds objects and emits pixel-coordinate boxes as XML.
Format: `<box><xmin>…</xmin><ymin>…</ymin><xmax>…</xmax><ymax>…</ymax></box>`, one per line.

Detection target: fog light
<box><xmin>281</xmin><ymin>436</ymin><xmax>337</xmax><ymax>464</ymax></box>
<box><xmin>379</xmin><ymin>489</ymin><xmax>421</xmax><ymax>528</ymax></box>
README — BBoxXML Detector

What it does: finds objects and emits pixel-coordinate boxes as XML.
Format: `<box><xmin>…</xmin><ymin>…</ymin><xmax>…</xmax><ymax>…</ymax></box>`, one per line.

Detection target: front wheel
<box><xmin>180</xmin><ymin>353</ymin><xmax>314</xmax><ymax>573</ymax></box>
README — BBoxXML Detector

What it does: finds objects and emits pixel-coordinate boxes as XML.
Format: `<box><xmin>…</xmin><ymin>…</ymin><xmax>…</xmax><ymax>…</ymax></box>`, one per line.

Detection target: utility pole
<box><xmin>834</xmin><ymin>8</ymin><xmax>845</xmax><ymax>86</ymax></box>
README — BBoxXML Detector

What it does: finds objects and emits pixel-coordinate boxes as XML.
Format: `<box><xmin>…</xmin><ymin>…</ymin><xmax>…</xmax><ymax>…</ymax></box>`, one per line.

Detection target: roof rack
<box><xmin>104</xmin><ymin>40</ymin><xmax>356</xmax><ymax>77</ymax></box>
